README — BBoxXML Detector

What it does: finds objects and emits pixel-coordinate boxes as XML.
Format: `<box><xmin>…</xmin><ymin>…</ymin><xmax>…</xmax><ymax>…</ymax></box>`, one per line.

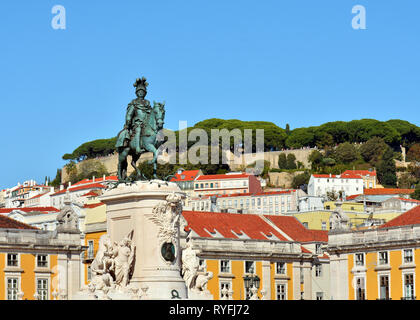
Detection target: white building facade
<box><xmin>308</xmin><ymin>173</ymin><xmax>364</xmax><ymax>199</ymax></box>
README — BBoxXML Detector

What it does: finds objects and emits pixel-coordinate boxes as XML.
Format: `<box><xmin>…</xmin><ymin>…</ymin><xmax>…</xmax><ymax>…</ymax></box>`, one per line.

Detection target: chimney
<box><xmin>50</xmin><ymin>187</ymin><xmax>54</xmax><ymax>193</ymax></box>
<box><xmin>329</xmin><ymin>173</ymin><xmax>332</xmax><ymax>177</ymax></box>
<box><xmin>69</xmin><ymin>181</ymin><xmax>72</xmax><ymax>187</ymax></box>
<box><xmin>60</xmin><ymin>184</ymin><xmax>64</xmax><ymax>191</ymax></box>
<box><xmin>103</xmin><ymin>174</ymin><xmax>106</xmax><ymax>181</ymax></box>
<box><xmin>93</xmin><ymin>176</ymin><xmax>95</xmax><ymax>182</ymax></box>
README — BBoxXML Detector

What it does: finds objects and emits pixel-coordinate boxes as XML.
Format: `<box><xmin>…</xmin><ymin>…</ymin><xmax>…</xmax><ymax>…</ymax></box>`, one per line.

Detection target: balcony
<box><xmin>81</xmin><ymin>250</ymin><xmax>96</xmax><ymax>262</ymax></box>
<box><xmin>401</xmin><ymin>296</ymin><xmax>416</xmax><ymax>300</ymax></box>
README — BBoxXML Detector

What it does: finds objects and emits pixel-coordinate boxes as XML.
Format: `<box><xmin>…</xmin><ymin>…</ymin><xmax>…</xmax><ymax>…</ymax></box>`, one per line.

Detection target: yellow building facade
<box><xmin>328</xmin><ymin>205</ymin><xmax>420</xmax><ymax>300</ymax></box>
<box><xmin>202</xmin><ymin>258</ymin><xmax>298</xmax><ymax>300</ymax></box>
<box><xmin>0</xmin><ymin>214</ymin><xmax>83</xmax><ymax>300</ymax></box>
<box><xmin>0</xmin><ymin>252</ymin><xmax>58</xmax><ymax>300</ymax></box>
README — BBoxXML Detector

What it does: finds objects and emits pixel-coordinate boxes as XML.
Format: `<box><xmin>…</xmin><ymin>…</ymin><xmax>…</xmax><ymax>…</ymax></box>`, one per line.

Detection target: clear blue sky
<box><xmin>0</xmin><ymin>1</ymin><xmax>419</xmax><ymax>189</ymax></box>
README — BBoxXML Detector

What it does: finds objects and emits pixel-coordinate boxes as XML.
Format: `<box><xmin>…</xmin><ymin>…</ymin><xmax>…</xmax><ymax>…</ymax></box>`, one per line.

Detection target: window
<box><xmin>87</xmin><ymin>266</ymin><xmax>92</xmax><ymax>281</ymax></box>
<box><xmin>378</xmin><ymin>251</ymin><xmax>388</xmax><ymax>265</ymax></box>
<box><xmin>210</xmin><ymin>183</ymin><xmax>213</xmax><ymax>188</ymax></box>
<box><xmin>220</xmin><ymin>282</ymin><xmax>230</xmax><ymax>299</ymax></box>
<box><xmin>355</xmin><ymin>253</ymin><xmax>364</xmax><ymax>266</ymax></box>
<box><xmin>321</xmin><ymin>221</ymin><xmax>327</xmax><ymax>230</ymax></box>
<box><xmin>404</xmin><ymin>274</ymin><xmax>415</xmax><ymax>300</ymax></box>
<box><xmin>87</xmin><ymin>241</ymin><xmax>94</xmax><ymax>259</ymax></box>
<box><xmin>257</xmin><ymin>198</ymin><xmax>261</xmax><ymax>206</ymax></box>
<box><xmin>7</xmin><ymin>278</ymin><xmax>18</xmax><ymax>300</ymax></box>
<box><xmin>315</xmin><ymin>264</ymin><xmax>322</xmax><ymax>277</ymax></box>
<box><xmin>379</xmin><ymin>275</ymin><xmax>390</xmax><ymax>300</ymax></box>
<box><xmin>251</xmin><ymin>199</ymin><xmax>255</xmax><ymax>207</ymax></box>
<box><xmin>245</xmin><ymin>261</ymin><xmax>255</xmax><ymax>274</ymax></box>
<box><xmin>404</xmin><ymin>249</ymin><xmax>413</xmax><ymax>263</ymax></box>
<box><xmin>7</xmin><ymin>253</ymin><xmax>18</xmax><ymax>267</ymax></box>
<box><xmin>220</xmin><ymin>260</ymin><xmax>230</xmax><ymax>273</ymax></box>
<box><xmin>276</xmin><ymin>284</ymin><xmax>287</xmax><ymax>300</ymax></box>
<box><xmin>37</xmin><ymin>254</ymin><xmax>48</xmax><ymax>268</ymax></box>
<box><xmin>315</xmin><ymin>244</ymin><xmax>322</xmax><ymax>254</ymax></box>
<box><xmin>355</xmin><ymin>277</ymin><xmax>365</xmax><ymax>300</ymax></box>
<box><xmin>316</xmin><ymin>292</ymin><xmax>323</xmax><ymax>300</ymax></box>
<box><xmin>37</xmin><ymin>278</ymin><xmax>48</xmax><ymax>300</ymax></box>
<box><xmin>300</xmin><ymin>268</ymin><xmax>304</xmax><ymax>284</ymax></box>
<box><xmin>276</xmin><ymin>262</ymin><xmax>286</xmax><ymax>275</ymax></box>
<box><xmin>195</xmin><ymin>184</ymin><xmax>199</xmax><ymax>189</ymax></box>
<box><xmin>326</xmin><ymin>205</ymin><xmax>331</xmax><ymax>210</ymax></box>
<box><xmin>302</xmin><ymin>222</ymin><xmax>308</xmax><ymax>228</ymax></box>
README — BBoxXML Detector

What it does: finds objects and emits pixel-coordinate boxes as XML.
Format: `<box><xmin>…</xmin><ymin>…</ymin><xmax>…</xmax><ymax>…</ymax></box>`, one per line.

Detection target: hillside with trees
<box><xmin>56</xmin><ymin>118</ymin><xmax>420</xmax><ymax>190</ymax></box>
<box><xmin>61</xmin><ymin>119</ymin><xmax>420</xmax><ymax>162</ymax></box>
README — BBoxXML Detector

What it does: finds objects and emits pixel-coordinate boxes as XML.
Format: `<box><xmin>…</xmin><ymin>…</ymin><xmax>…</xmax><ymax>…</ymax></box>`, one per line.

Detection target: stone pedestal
<box><xmin>99</xmin><ymin>180</ymin><xmax>187</xmax><ymax>300</ymax></box>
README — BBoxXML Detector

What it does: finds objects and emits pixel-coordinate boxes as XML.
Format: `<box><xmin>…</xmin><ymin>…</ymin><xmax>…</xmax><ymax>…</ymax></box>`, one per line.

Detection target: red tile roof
<box><xmin>51</xmin><ymin>183</ymin><xmax>106</xmax><ymax>196</ymax></box>
<box><xmin>313</xmin><ymin>173</ymin><xmax>362</xmax><ymax>179</ymax></box>
<box><xmin>196</xmin><ymin>173</ymin><xmax>250</xmax><ymax>181</ymax></box>
<box><xmin>84</xmin><ymin>202</ymin><xmax>105</xmax><ymax>209</ymax></box>
<box><xmin>170</xmin><ymin>170</ymin><xmax>201</xmax><ymax>182</ymax></box>
<box><xmin>0</xmin><ymin>215</ymin><xmax>38</xmax><ymax>230</ymax></box>
<box><xmin>182</xmin><ymin>211</ymin><xmax>288</xmax><ymax>241</ymax></box>
<box><xmin>380</xmin><ymin>205</ymin><xmax>420</xmax><ymax>229</ymax></box>
<box><xmin>342</xmin><ymin>170</ymin><xmax>376</xmax><ymax>177</ymax></box>
<box><xmin>396</xmin><ymin>197</ymin><xmax>420</xmax><ymax>203</ymax></box>
<box><xmin>264</xmin><ymin>215</ymin><xmax>328</xmax><ymax>243</ymax></box>
<box><xmin>71</xmin><ymin>175</ymin><xmax>118</xmax><ymax>187</ymax></box>
<box><xmin>346</xmin><ymin>194</ymin><xmax>362</xmax><ymax>201</ymax></box>
<box><xmin>364</xmin><ymin>188</ymin><xmax>414</xmax><ymax>195</ymax></box>
<box><xmin>27</xmin><ymin>192</ymin><xmax>49</xmax><ymax>200</ymax></box>
<box><xmin>82</xmin><ymin>191</ymin><xmax>100</xmax><ymax>197</ymax></box>
<box><xmin>0</xmin><ymin>207</ymin><xmax>59</xmax><ymax>214</ymax></box>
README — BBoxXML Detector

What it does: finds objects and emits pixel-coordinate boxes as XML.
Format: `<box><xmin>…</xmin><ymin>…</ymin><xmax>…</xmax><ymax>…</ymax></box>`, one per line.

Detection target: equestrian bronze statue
<box><xmin>115</xmin><ymin>77</ymin><xmax>166</xmax><ymax>182</ymax></box>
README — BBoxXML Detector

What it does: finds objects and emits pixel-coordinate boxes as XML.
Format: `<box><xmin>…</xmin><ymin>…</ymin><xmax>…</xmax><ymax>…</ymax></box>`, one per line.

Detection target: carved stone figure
<box><xmin>181</xmin><ymin>235</ymin><xmax>213</xmax><ymax>295</ymax></box>
<box><xmin>181</xmin><ymin>237</ymin><xmax>200</xmax><ymax>290</ymax></box>
<box><xmin>90</xmin><ymin>235</ymin><xmax>115</xmax><ymax>291</ymax></box>
<box><xmin>149</xmin><ymin>193</ymin><xmax>182</xmax><ymax>262</ymax></box>
<box><xmin>116</xmin><ymin>77</ymin><xmax>166</xmax><ymax>181</ymax></box>
<box><xmin>329</xmin><ymin>203</ymin><xmax>350</xmax><ymax>230</ymax></box>
<box><xmin>113</xmin><ymin>236</ymin><xmax>136</xmax><ymax>289</ymax></box>
<box><xmin>56</xmin><ymin>195</ymin><xmax>79</xmax><ymax>233</ymax></box>
<box><xmin>88</xmin><ymin>232</ymin><xmax>135</xmax><ymax>295</ymax></box>
<box><xmin>194</xmin><ymin>271</ymin><xmax>213</xmax><ymax>292</ymax></box>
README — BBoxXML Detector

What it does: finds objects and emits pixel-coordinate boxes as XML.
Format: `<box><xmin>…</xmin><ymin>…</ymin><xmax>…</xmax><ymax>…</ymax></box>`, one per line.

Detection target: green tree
<box><xmin>285</xmin><ymin>123</ymin><xmax>290</xmax><ymax>135</ymax></box>
<box><xmin>291</xmin><ymin>171</ymin><xmax>311</xmax><ymax>191</ymax></box>
<box><xmin>360</xmin><ymin>137</ymin><xmax>387</xmax><ymax>165</ymax></box>
<box><xmin>412</xmin><ymin>183</ymin><xmax>420</xmax><ymax>201</ymax></box>
<box><xmin>285</xmin><ymin>127</ymin><xmax>316</xmax><ymax>149</ymax></box>
<box><xmin>278</xmin><ymin>154</ymin><xmax>287</xmax><ymax>169</ymax></box>
<box><xmin>407</xmin><ymin>143</ymin><xmax>420</xmax><ymax>162</ymax></box>
<box><xmin>50</xmin><ymin>169</ymin><xmax>62</xmax><ymax>187</ymax></box>
<box><xmin>308</xmin><ymin>150</ymin><xmax>323</xmax><ymax>171</ymax></box>
<box><xmin>65</xmin><ymin>161</ymin><xmax>78</xmax><ymax>184</ymax></box>
<box><xmin>334</xmin><ymin>142</ymin><xmax>360</xmax><ymax>164</ymax></box>
<box><xmin>398</xmin><ymin>173</ymin><xmax>417</xmax><ymax>189</ymax></box>
<box><xmin>286</xmin><ymin>153</ymin><xmax>297</xmax><ymax>169</ymax></box>
<box><xmin>386</xmin><ymin>119</ymin><xmax>420</xmax><ymax>147</ymax></box>
<box><xmin>77</xmin><ymin>159</ymin><xmax>109</xmax><ymax>181</ymax></box>
<box><xmin>377</xmin><ymin>146</ymin><xmax>397</xmax><ymax>187</ymax></box>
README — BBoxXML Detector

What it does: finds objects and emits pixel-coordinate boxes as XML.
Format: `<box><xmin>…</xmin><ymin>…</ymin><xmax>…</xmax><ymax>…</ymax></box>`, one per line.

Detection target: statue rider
<box><xmin>116</xmin><ymin>77</ymin><xmax>152</xmax><ymax>154</ymax></box>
